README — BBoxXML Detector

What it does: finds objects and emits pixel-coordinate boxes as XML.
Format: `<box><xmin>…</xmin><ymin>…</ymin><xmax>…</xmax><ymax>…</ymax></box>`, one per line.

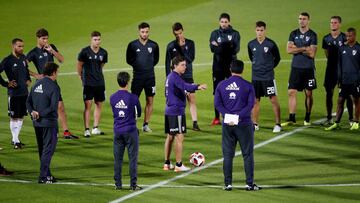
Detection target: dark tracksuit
<box><xmin>214</xmin><ymin>75</ymin><xmax>255</xmax><ymax>186</ymax></box>
<box><xmin>210</xmin><ymin>26</ymin><xmax>240</xmax><ymax>118</ymax></box>
<box><xmin>165</xmin><ymin>39</ymin><xmax>195</xmax><ymax>81</ymax></box>
<box><xmin>26</xmin><ymin>77</ymin><xmax>59</xmax><ymax>181</ymax></box>
<box><xmin>110</xmin><ymin>90</ymin><xmax>141</xmax><ymax>188</ymax></box>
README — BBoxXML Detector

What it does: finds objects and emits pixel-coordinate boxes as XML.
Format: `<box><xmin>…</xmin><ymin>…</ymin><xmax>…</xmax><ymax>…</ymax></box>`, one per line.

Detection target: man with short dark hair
<box><xmin>322</xmin><ymin>16</ymin><xmax>353</xmax><ymax>126</ymax></box>
<box><xmin>284</xmin><ymin>12</ymin><xmax>317</xmax><ymax>126</ymax></box>
<box><xmin>26</xmin><ymin>62</ymin><xmax>60</xmax><ymax>184</ymax></box>
<box><xmin>77</xmin><ymin>31</ymin><xmax>108</xmax><ymax>137</ymax></box>
<box><xmin>165</xmin><ymin>22</ymin><xmax>200</xmax><ymax>131</ymax></box>
<box><xmin>248</xmin><ymin>21</ymin><xmax>282</xmax><ymax>133</ymax></box>
<box><xmin>27</xmin><ymin>28</ymin><xmax>78</xmax><ymax>139</ymax></box>
<box><xmin>126</xmin><ymin>22</ymin><xmax>159</xmax><ymax>133</ymax></box>
<box><xmin>163</xmin><ymin>56</ymin><xmax>206</xmax><ymax>172</ymax></box>
<box><xmin>110</xmin><ymin>71</ymin><xmax>142</xmax><ymax>191</ymax></box>
<box><xmin>325</xmin><ymin>28</ymin><xmax>360</xmax><ymax>131</ymax></box>
<box><xmin>214</xmin><ymin>59</ymin><xmax>260</xmax><ymax>191</ymax></box>
<box><xmin>0</xmin><ymin>38</ymin><xmax>31</xmax><ymax>149</ymax></box>
<box><xmin>210</xmin><ymin>13</ymin><xmax>240</xmax><ymax>126</ymax></box>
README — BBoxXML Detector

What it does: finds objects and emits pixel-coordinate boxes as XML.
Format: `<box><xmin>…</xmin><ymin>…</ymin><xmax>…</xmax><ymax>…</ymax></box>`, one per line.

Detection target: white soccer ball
<box><xmin>189</xmin><ymin>152</ymin><xmax>205</xmax><ymax>167</ymax></box>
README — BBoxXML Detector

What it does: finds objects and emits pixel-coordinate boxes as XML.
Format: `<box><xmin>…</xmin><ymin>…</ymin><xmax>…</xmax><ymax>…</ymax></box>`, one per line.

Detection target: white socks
<box><xmin>10</xmin><ymin>119</ymin><xmax>23</xmax><ymax>143</ymax></box>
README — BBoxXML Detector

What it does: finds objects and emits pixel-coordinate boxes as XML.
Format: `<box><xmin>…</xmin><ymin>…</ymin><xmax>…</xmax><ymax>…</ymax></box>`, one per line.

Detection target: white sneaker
<box><xmin>142</xmin><ymin>125</ymin><xmax>152</xmax><ymax>132</ymax></box>
<box><xmin>163</xmin><ymin>163</ymin><xmax>175</xmax><ymax>171</ymax></box>
<box><xmin>254</xmin><ymin>123</ymin><xmax>259</xmax><ymax>131</ymax></box>
<box><xmin>349</xmin><ymin>120</ymin><xmax>354</xmax><ymax>127</ymax></box>
<box><xmin>174</xmin><ymin>164</ymin><xmax>190</xmax><ymax>172</ymax></box>
<box><xmin>91</xmin><ymin>127</ymin><xmax>104</xmax><ymax>135</ymax></box>
<box><xmin>272</xmin><ymin>125</ymin><xmax>282</xmax><ymax>133</ymax></box>
<box><xmin>84</xmin><ymin>129</ymin><xmax>91</xmax><ymax>137</ymax></box>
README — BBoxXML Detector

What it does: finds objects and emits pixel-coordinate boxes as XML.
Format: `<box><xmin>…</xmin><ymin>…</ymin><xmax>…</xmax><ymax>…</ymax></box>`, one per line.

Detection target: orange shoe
<box><xmin>210</xmin><ymin>118</ymin><xmax>221</xmax><ymax>126</ymax></box>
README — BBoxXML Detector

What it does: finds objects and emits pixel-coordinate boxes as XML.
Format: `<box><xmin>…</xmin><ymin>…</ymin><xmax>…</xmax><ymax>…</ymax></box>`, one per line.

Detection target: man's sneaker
<box><xmin>322</xmin><ymin>118</ymin><xmax>334</xmax><ymax>126</ymax></box>
<box><xmin>210</xmin><ymin>118</ymin><xmax>221</xmax><ymax>126</ymax></box>
<box><xmin>84</xmin><ymin>129</ymin><xmax>91</xmax><ymax>137</ymax></box>
<box><xmin>38</xmin><ymin>176</ymin><xmax>54</xmax><ymax>184</ymax></box>
<box><xmin>0</xmin><ymin>166</ymin><xmax>14</xmax><ymax>176</ymax></box>
<box><xmin>174</xmin><ymin>164</ymin><xmax>190</xmax><ymax>172</ymax></box>
<box><xmin>349</xmin><ymin>120</ymin><xmax>354</xmax><ymax>127</ymax></box>
<box><xmin>142</xmin><ymin>125</ymin><xmax>152</xmax><ymax>132</ymax></box>
<box><xmin>92</xmin><ymin>127</ymin><xmax>105</xmax><ymax>135</ymax></box>
<box><xmin>192</xmin><ymin>122</ymin><xmax>201</xmax><ymax>131</ymax></box>
<box><xmin>350</xmin><ymin>122</ymin><xmax>359</xmax><ymax>130</ymax></box>
<box><xmin>163</xmin><ymin>163</ymin><xmax>175</xmax><ymax>171</ymax></box>
<box><xmin>272</xmin><ymin>125</ymin><xmax>282</xmax><ymax>133</ymax></box>
<box><xmin>115</xmin><ymin>185</ymin><xmax>122</xmax><ymax>190</ymax></box>
<box><xmin>325</xmin><ymin>123</ymin><xmax>340</xmax><ymax>131</ymax></box>
<box><xmin>223</xmin><ymin>184</ymin><xmax>233</xmax><ymax>191</ymax></box>
<box><xmin>254</xmin><ymin>123</ymin><xmax>260</xmax><ymax>131</ymax></box>
<box><xmin>281</xmin><ymin>119</ymin><xmax>295</xmax><ymax>126</ymax></box>
<box><xmin>246</xmin><ymin>184</ymin><xmax>261</xmax><ymax>191</ymax></box>
<box><xmin>130</xmin><ymin>185</ymin><xmax>143</xmax><ymax>191</ymax></box>
<box><xmin>303</xmin><ymin>121</ymin><xmax>311</xmax><ymax>126</ymax></box>
<box><xmin>63</xmin><ymin>131</ymin><xmax>79</xmax><ymax>139</ymax></box>
<box><xmin>13</xmin><ymin>142</ymin><xmax>23</xmax><ymax>149</ymax></box>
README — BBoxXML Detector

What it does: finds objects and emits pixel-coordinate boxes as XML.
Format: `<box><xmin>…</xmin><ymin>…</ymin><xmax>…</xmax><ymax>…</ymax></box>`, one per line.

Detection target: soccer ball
<box><xmin>189</xmin><ymin>152</ymin><xmax>205</xmax><ymax>167</ymax></box>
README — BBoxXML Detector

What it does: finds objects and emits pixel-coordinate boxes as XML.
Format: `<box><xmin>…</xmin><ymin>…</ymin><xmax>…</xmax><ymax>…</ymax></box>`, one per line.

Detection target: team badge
<box><xmin>148</xmin><ymin>47</ymin><xmax>152</xmax><ymax>53</ymax></box>
<box><xmin>217</xmin><ymin>37</ymin><xmax>221</xmax><ymax>43</ymax></box>
<box><xmin>229</xmin><ymin>92</ymin><xmax>236</xmax><ymax>99</ymax></box>
<box><xmin>23</xmin><ymin>61</ymin><xmax>26</xmax><ymax>67</ymax></box>
<box><xmin>118</xmin><ymin>110</ymin><xmax>125</xmax><ymax>118</ymax></box>
<box><xmin>264</xmin><ymin>47</ymin><xmax>269</xmax><ymax>53</ymax></box>
<box><xmin>300</xmin><ymin>35</ymin><xmax>304</xmax><ymax>39</ymax></box>
<box><xmin>353</xmin><ymin>50</ymin><xmax>357</xmax><ymax>56</ymax></box>
<box><xmin>44</xmin><ymin>52</ymin><xmax>48</xmax><ymax>57</ymax></box>
<box><xmin>338</xmin><ymin>41</ymin><xmax>343</xmax><ymax>46</ymax></box>
<box><xmin>227</xmin><ymin>35</ymin><xmax>232</xmax><ymax>41</ymax></box>
<box><xmin>305</xmin><ymin>36</ymin><xmax>310</xmax><ymax>42</ymax></box>
<box><xmin>185</xmin><ymin>46</ymin><xmax>188</xmax><ymax>50</ymax></box>
<box><xmin>99</xmin><ymin>55</ymin><xmax>103</xmax><ymax>61</ymax></box>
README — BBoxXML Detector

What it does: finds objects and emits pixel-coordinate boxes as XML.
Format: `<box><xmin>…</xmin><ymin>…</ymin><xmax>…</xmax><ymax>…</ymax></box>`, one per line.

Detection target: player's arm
<box><xmin>214</xmin><ymin>86</ymin><xmax>230</xmax><ymax>115</ymax></box>
<box><xmin>232</xmin><ymin>31</ymin><xmax>240</xmax><ymax>55</ymax></box>
<box><xmin>183</xmin><ymin>40</ymin><xmax>195</xmax><ymax>63</ymax></box>
<box><xmin>272</xmin><ymin>43</ymin><xmax>281</xmax><ymax>68</ymax></box>
<box><xmin>165</xmin><ymin>45</ymin><xmax>172</xmax><ymax>76</ymax></box>
<box><xmin>45</xmin><ymin>44</ymin><xmax>64</xmax><ymax>63</ymax></box>
<box><xmin>247</xmin><ymin>43</ymin><xmax>253</xmax><ymax>62</ymax></box>
<box><xmin>77</xmin><ymin>61</ymin><xmax>84</xmax><ymax>80</ymax></box>
<box><xmin>153</xmin><ymin>44</ymin><xmax>159</xmax><ymax>66</ymax></box>
<box><xmin>126</xmin><ymin>43</ymin><xmax>135</xmax><ymax>66</ymax></box>
<box><xmin>210</xmin><ymin>31</ymin><xmax>222</xmax><ymax>54</ymax></box>
<box><xmin>322</xmin><ymin>37</ymin><xmax>329</xmax><ymax>58</ymax></box>
<box><xmin>238</xmin><ymin>86</ymin><xmax>255</xmax><ymax>119</ymax></box>
<box><xmin>100</xmin><ymin>51</ymin><xmax>108</xmax><ymax>68</ymax></box>
<box><xmin>303</xmin><ymin>45</ymin><xmax>317</xmax><ymax>59</ymax></box>
<box><xmin>287</xmin><ymin>41</ymin><xmax>306</xmax><ymax>54</ymax></box>
<box><xmin>135</xmin><ymin>97</ymin><xmax>142</xmax><ymax>118</ymax></box>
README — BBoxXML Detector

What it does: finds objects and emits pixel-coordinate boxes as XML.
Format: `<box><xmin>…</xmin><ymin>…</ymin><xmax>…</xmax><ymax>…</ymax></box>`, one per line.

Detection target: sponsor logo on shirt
<box><xmin>264</xmin><ymin>47</ymin><xmax>269</xmax><ymax>53</ymax></box>
<box><xmin>34</xmin><ymin>84</ymin><xmax>43</xmax><ymax>93</ymax></box>
<box><xmin>13</xmin><ymin>63</ymin><xmax>17</xmax><ymax>67</ymax></box>
<box><xmin>39</xmin><ymin>55</ymin><xmax>43</xmax><ymax>59</ymax></box>
<box><xmin>115</xmin><ymin>100</ymin><xmax>127</xmax><ymax>109</ymax></box>
<box><xmin>229</xmin><ymin>92</ymin><xmax>236</xmax><ymax>99</ymax></box>
<box><xmin>226</xmin><ymin>82</ymin><xmax>239</xmax><ymax>90</ymax></box>
<box><xmin>172</xmin><ymin>48</ymin><xmax>177</xmax><ymax>52</ymax></box>
<box><xmin>148</xmin><ymin>47</ymin><xmax>152</xmax><ymax>53</ymax></box>
<box><xmin>136</xmin><ymin>48</ymin><xmax>140</xmax><ymax>52</ymax></box>
<box><xmin>342</xmin><ymin>50</ymin><xmax>346</xmax><ymax>54</ymax></box>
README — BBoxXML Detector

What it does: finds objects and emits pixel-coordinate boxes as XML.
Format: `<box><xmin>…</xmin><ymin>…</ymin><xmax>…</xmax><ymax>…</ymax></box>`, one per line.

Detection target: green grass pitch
<box><xmin>1</xmin><ymin>0</ymin><xmax>360</xmax><ymax>202</ymax></box>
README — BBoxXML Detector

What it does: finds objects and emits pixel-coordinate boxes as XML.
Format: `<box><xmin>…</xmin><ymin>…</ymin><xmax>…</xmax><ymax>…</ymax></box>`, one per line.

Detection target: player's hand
<box><xmin>211</xmin><ymin>41</ymin><xmax>218</xmax><ymax>46</ymax></box>
<box><xmin>8</xmin><ymin>80</ymin><xmax>17</xmax><ymax>88</ymax></box>
<box><xmin>178</xmin><ymin>38</ymin><xmax>186</xmax><ymax>47</ymax></box>
<box><xmin>31</xmin><ymin>111</ymin><xmax>40</xmax><ymax>120</ymax></box>
<box><xmin>35</xmin><ymin>74</ymin><xmax>44</xmax><ymax>80</ymax></box>
<box><xmin>44</xmin><ymin>44</ymin><xmax>53</xmax><ymax>53</ymax></box>
<box><xmin>198</xmin><ymin>84</ymin><xmax>207</xmax><ymax>90</ymax></box>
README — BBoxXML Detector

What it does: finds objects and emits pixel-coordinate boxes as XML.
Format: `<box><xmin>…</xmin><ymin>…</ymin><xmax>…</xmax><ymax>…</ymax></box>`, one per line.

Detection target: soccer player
<box><xmin>110</xmin><ymin>71</ymin><xmax>142</xmax><ymax>191</ymax></box>
<box><xmin>214</xmin><ymin>60</ymin><xmax>260</xmax><ymax>191</ymax></box>
<box><xmin>27</xmin><ymin>28</ymin><xmax>78</xmax><ymax>139</ymax></box>
<box><xmin>0</xmin><ymin>38</ymin><xmax>31</xmax><ymax>149</ymax></box>
<box><xmin>325</xmin><ymin>28</ymin><xmax>360</xmax><ymax>131</ymax></box>
<box><xmin>210</xmin><ymin>13</ymin><xmax>240</xmax><ymax>126</ymax></box>
<box><xmin>322</xmin><ymin>16</ymin><xmax>353</xmax><ymax>125</ymax></box>
<box><xmin>77</xmin><ymin>31</ymin><xmax>108</xmax><ymax>137</ymax></box>
<box><xmin>26</xmin><ymin>62</ymin><xmax>60</xmax><ymax>184</ymax></box>
<box><xmin>163</xmin><ymin>56</ymin><xmax>206</xmax><ymax>172</ymax></box>
<box><xmin>247</xmin><ymin>21</ymin><xmax>282</xmax><ymax>133</ymax></box>
<box><xmin>165</xmin><ymin>22</ymin><xmax>200</xmax><ymax>131</ymax></box>
<box><xmin>126</xmin><ymin>22</ymin><xmax>159</xmax><ymax>133</ymax></box>
<box><xmin>284</xmin><ymin>12</ymin><xmax>317</xmax><ymax>126</ymax></box>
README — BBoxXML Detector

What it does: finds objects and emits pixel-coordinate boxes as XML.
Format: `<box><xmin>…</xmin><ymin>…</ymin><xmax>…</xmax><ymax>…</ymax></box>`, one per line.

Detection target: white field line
<box><xmin>58</xmin><ymin>58</ymin><xmax>327</xmax><ymax>76</ymax></box>
<box><xmin>109</xmin><ymin>117</ymin><xmax>328</xmax><ymax>203</ymax></box>
<box><xmin>0</xmin><ymin>178</ymin><xmax>359</xmax><ymax>189</ymax></box>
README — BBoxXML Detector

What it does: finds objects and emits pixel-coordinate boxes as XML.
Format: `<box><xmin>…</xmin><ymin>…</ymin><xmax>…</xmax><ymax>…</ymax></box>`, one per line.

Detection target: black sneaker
<box><xmin>223</xmin><ymin>184</ymin><xmax>232</xmax><ymax>191</ymax></box>
<box><xmin>13</xmin><ymin>142</ymin><xmax>23</xmax><ymax>149</ymax></box>
<box><xmin>192</xmin><ymin>122</ymin><xmax>201</xmax><ymax>131</ymax></box>
<box><xmin>246</xmin><ymin>184</ymin><xmax>261</xmax><ymax>191</ymax></box>
<box><xmin>115</xmin><ymin>185</ymin><xmax>122</xmax><ymax>190</ymax></box>
<box><xmin>0</xmin><ymin>166</ymin><xmax>14</xmax><ymax>176</ymax></box>
<box><xmin>38</xmin><ymin>176</ymin><xmax>54</xmax><ymax>184</ymax></box>
<box><xmin>130</xmin><ymin>185</ymin><xmax>142</xmax><ymax>191</ymax></box>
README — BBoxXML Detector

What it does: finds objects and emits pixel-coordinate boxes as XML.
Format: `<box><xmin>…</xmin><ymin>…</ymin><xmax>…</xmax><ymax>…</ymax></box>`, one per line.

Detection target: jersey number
<box><xmin>308</xmin><ymin>79</ymin><xmax>315</xmax><ymax>87</ymax></box>
<box><xmin>267</xmin><ymin>87</ymin><xmax>275</xmax><ymax>95</ymax></box>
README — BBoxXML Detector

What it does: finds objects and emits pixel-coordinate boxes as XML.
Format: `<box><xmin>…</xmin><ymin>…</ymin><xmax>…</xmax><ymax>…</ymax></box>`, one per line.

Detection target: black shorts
<box><xmin>165</xmin><ymin>115</ymin><xmax>186</xmax><ymax>135</ymax></box>
<box><xmin>83</xmin><ymin>85</ymin><xmax>105</xmax><ymax>102</ymax></box>
<box><xmin>8</xmin><ymin>95</ymin><xmax>28</xmax><ymax>118</ymax></box>
<box><xmin>252</xmin><ymin>80</ymin><xmax>278</xmax><ymax>98</ymax></box>
<box><xmin>213</xmin><ymin>70</ymin><xmax>231</xmax><ymax>95</ymax></box>
<box><xmin>288</xmin><ymin>68</ymin><xmax>317</xmax><ymax>91</ymax></box>
<box><xmin>339</xmin><ymin>84</ymin><xmax>360</xmax><ymax>98</ymax></box>
<box><xmin>183</xmin><ymin>77</ymin><xmax>195</xmax><ymax>93</ymax></box>
<box><xmin>131</xmin><ymin>77</ymin><xmax>156</xmax><ymax>97</ymax></box>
